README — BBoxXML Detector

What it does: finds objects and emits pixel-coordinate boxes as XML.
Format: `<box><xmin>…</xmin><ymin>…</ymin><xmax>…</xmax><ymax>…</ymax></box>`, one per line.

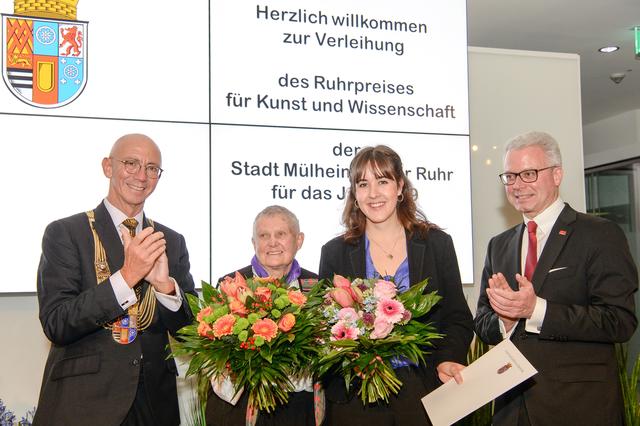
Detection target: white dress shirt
<box><xmin>500</xmin><ymin>197</ymin><xmax>565</xmax><ymax>337</ymax></box>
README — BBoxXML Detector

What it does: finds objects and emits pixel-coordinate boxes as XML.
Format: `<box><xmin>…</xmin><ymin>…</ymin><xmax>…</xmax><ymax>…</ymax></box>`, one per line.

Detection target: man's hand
<box><xmin>120</xmin><ymin>226</ymin><xmax>166</xmax><ymax>287</ymax></box>
<box><xmin>486</xmin><ymin>272</ymin><xmax>537</xmax><ymax>331</ymax></box>
<box><xmin>145</xmin><ymin>251</ymin><xmax>176</xmax><ymax>295</ymax></box>
<box><xmin>437</xmin><ymin>361</ymin><xmax>465</xmax><ymax>384</ymax></box>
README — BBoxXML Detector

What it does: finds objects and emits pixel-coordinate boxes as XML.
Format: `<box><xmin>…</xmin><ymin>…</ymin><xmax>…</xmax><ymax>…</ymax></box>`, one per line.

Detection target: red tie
<box><xmin>524</xmin><ymin>221</ymin><xmax>538</xmax><ymax>280</ymax></box>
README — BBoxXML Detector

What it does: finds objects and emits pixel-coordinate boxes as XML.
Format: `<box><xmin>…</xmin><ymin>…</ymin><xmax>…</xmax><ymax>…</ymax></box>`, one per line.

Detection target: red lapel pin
<box><xmin>559</xmin><ymin>230</ymin><xmax>567</xmax><ymax>236</ymax></box>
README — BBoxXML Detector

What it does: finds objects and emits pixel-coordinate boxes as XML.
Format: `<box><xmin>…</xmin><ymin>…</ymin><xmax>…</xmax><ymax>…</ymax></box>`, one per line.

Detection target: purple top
<box><xmin>364</xmin><ymin>234</ymin><xmax>410</xmax><ymax>293</ymax></box>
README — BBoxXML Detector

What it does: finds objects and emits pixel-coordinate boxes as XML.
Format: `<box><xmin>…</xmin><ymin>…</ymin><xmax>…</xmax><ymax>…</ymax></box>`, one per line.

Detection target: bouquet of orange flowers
<box><xmin>311</xmin><ymin>275</ymin><xmax>443</xmax><ymax>404</ymax></box>
<box><xmin>174</xmin><ymin>272</ymin><xmax>322</xmax><ymax>413</ymax></box>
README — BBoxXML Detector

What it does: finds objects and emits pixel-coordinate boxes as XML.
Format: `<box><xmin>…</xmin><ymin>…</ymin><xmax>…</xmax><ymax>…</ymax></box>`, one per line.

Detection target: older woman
<box><xmin>318</xmin><ymin>145</ymin><xmax>473</xmax><ymax>425</ymax></box>
<box><xmin>205</xmin><ymin>205</ymin><xmax>318</xmax><ymax>426</ymax></box>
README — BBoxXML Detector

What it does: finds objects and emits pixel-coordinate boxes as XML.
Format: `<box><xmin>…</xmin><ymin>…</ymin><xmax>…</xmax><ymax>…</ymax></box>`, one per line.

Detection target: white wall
<box><xmin>467</xmin><ymin>47</ymin><xmax>585</xmax><ymax>307</ymax></box>
<box><xmin>583</xmin><ymin>109</ymin><xmax>640</xmax><ymax>168</ymax></box>
<box><xmin>0</xmin><ymin>296</ymin><xmax>48</xmax><ymax>418</ymax></box>
<box><xmin>0</xmin><ymin>47</ymin><xmax>586</xmax><ymax>421</ymax></box>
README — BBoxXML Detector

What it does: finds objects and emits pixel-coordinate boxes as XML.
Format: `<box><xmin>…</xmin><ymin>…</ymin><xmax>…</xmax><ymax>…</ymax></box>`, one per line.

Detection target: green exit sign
<box><xmin>636</xmin><ymin>26</ymin><xmax>640</xmax><ymax>58</ymax></box>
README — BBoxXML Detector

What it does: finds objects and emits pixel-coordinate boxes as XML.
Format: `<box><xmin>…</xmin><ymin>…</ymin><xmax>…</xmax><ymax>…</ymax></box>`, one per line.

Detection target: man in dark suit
<box><xmin>475</xmin><ymin>131</ymin><xmax>638</xmax><ymax>426</ymax></box>
<box><xmin>206</xmin><ymin>205</ymin><xmax>318</xmax><ymax>426</ymax></box>
<box><xmin>34</xmin><ymin>134</ymin><xmax>196</xmax><ymax>426</ymax></box>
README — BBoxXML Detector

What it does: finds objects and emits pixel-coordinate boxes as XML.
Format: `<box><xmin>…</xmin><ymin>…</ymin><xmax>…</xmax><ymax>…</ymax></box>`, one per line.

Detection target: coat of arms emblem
<box><xmin>2</xmin><ymin>0</ymin><xmax>87</xmax><ymax>108</ymax></box>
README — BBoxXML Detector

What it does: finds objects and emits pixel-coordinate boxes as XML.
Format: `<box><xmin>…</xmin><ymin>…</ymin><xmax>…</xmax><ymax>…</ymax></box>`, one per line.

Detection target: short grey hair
<box><xmin>252</xmin><ymin>205</ymin><xmax>300</xmax><ymax>238</ymax></box>
<box><xmin>505</xmin><ymin>131</ymin><xmax>562</xmax><ymax>166</ymax></box>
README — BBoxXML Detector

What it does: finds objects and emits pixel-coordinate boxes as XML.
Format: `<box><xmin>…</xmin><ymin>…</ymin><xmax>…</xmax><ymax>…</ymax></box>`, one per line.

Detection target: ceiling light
<box><xmin>598</xmin><ymin>46</ymin><xmax>619</xmax><ymax>53</ymax></box>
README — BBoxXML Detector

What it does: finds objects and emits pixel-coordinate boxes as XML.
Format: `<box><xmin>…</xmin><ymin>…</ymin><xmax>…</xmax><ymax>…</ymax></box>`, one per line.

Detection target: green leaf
<box><xmin>259</xmin><ymin>346</ymin><xmax>273</xmax><ymax>363</ymax></box>
<box><xmin>186</xmin><ymin>292</ymin><xmax>202</xmax><ymax>317</ymax></box>
<box><xmin>201</xmin><ymin>281</ymin><xmax>216</xmax><ymax>306</ymax></box>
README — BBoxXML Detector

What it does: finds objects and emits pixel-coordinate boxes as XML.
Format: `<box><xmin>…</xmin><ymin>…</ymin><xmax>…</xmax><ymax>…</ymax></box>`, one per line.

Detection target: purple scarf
<box><xmin>250</xmin><ymin>255</ymin><xmax>302</xmax><ymax>286</ymax></box>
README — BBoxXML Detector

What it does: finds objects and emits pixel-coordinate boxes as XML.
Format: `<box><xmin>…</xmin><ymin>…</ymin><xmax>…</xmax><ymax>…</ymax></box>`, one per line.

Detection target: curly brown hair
<box><xmin>341</xmin><ymin>145</ymin><xmax>438</xmax><ymax>244</ymax></box>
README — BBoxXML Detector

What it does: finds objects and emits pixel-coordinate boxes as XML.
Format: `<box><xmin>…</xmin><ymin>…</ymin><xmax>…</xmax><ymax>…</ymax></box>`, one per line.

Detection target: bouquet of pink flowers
<box><xmin>173</xmin><ymin>272</ymin><xmax>321</xmax><ymax>413</ymax></box>
<box><xmin>313</xmin><ymin>275</ymin><xmax>442</xmax><ymax>404</ymax></box>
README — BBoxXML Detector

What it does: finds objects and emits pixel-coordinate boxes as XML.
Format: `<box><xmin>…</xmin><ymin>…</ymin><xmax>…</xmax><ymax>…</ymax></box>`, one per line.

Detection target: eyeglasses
<box><xmin>113</xmin><ymin>158</ymin><xmax>163</xmax><ymax>179</ymax></box>
<box><xmin>498</xmin><ymin>166</ymin><xmax>557</xmax><ymax>185</ymax></box>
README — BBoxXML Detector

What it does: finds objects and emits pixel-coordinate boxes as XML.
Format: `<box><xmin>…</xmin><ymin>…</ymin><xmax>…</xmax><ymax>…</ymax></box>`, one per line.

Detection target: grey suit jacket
<box><xmin>34</xmin><ymin>202</ymin><xmax>196</xmax><ymax>426</ymax></box>
<box><xmin>475</xmin><ymin>203</ymin><xmax>637</xmax><ymax>426</ymax></box>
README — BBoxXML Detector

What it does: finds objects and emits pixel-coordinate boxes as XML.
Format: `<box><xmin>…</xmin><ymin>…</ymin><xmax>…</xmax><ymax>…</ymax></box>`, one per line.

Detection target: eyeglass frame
<box><xmin>498</xmin><ymin>166</ymin><xmax>558</xmax><ymax>186</ymax></box>
<box><xmin>111</xmin><ymin>157</ymin><xmax>164</xmax><ymax>179</ymax></box>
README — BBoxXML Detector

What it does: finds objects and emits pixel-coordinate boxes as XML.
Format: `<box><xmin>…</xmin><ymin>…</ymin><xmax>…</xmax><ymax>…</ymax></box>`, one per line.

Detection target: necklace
<box><xmin>369</xmin><ymin>231</ymin><xmax>404</xmax><ymax>260</ymax></box>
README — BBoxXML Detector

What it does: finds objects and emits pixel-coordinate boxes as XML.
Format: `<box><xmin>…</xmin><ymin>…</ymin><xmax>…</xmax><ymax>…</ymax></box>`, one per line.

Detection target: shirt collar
<box><xmin>103</xmin><ymin>198</ymin><xmax>144</xmax><ymax>234</ymax></box>
<box><xmin>523</xmin><ymin>197</ymin><xmax>564</xmax><ymax>236</ymax></box>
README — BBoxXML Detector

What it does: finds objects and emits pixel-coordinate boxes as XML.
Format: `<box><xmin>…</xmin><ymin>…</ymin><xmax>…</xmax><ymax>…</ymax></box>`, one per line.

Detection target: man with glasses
<box><xmin>475</xmin><ymin>131</ymin><xmax>637</xmax><ymax>425</ymax></box>
<box><xmin>34</xmin><ymin>133</ymin><xmax>196</xmax><ymax>425</ymax></box>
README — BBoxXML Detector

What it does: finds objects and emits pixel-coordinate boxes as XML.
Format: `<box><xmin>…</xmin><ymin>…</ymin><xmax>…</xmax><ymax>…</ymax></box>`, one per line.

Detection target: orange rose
<box><xmin>251</xmin><ymin>318</ymin><xmax>278</xmax><ymax>342</ymax></box>
<box><xmin>197</xmin><ymin>321</ymin><xmax>214</xmax><ymax>339</ymax></box>
<box><xmin>254</xmin><ymin>286</ymin><xmax>272</xmax><ymax>302</ymax></box>
<box><xmin>228</xmin><ymin>299</ymin><xmax>248</xmax><ymax>316</ymax></box>
<box><xmin>212</xmin><ymin>314</ymin><xmax>236</xmax><ymax>338</ymax></box>
<box><xmin>278</xmin><ymin>313</ymin><xmax>296</xmax><ymax>332</ymax></box>
<box><xmin>196</xmin><ymin>306</ymin><xmax>213</xmax><ymax>322</ymax></box>
<box><xmin>287</xmin><ymin>289</ymin><xmax>307</xmax><ymax>306</ymax></box>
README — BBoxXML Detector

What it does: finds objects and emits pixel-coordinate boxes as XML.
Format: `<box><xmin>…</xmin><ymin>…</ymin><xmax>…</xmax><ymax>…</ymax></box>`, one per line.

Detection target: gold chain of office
<box><xmin>86</xmin><ymin>210</ymin><xmax>156</xmax><ymax>333</ymax></box>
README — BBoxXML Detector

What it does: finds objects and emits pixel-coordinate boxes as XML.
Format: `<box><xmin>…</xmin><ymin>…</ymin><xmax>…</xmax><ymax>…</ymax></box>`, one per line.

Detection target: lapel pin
<box><xmin>559</xmin><ymin>230</ymin><xmax>567</xmax><ymax>236</ymax></box>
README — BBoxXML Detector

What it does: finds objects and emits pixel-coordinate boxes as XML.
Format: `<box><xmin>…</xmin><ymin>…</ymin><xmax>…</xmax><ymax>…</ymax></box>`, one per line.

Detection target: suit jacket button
<box><xmin>132</xmin><ymin>359</ymin><xmax>139</xmax><ymax>366</ymax></box>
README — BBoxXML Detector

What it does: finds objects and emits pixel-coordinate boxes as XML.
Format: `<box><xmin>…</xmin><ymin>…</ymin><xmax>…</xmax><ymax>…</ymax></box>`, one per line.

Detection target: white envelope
<box><xmin>421</xmin><ymin>339</ymin><xmax>537</xmax><ymax>426</ymax></box>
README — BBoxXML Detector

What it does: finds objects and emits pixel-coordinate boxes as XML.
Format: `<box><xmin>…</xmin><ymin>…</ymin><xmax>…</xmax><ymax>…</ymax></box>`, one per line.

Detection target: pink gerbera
<box><xmin>375</xmin><ymin>297</ymin><xmax>405</xmax><ymax>324</ymax></box>
<box><xmin>330</xmin><ymin>320</ymin><xmax>360</xmax><ymax>341</ymax></box>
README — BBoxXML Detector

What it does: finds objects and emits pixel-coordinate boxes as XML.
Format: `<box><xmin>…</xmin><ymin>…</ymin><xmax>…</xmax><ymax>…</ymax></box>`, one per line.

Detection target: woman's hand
<box><xmin>436</xmin><ymin>361</ymin><xmax>465</xmax><ymax>384</ymax></box>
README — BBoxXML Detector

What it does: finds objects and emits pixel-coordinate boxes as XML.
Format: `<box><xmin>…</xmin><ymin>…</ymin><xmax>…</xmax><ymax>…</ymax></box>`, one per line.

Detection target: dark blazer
<box><xmin>205</xmin><ymin>265</ymin><xmax>318</xmax><ymax>426</ymax></box>
<box><xmin>318</xmin><ymin>228</ymin><xmax>474</xmax><ymax>395</ymax></box>
<box><xmin>34</xmin><ymin>202</ymin><xmax>196</xmax><ymax>426</ymax></box>
<box><xmin>475</xmin><ymin>203</ymin><xmax>638</xmax><ymax>426</ymax></box>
